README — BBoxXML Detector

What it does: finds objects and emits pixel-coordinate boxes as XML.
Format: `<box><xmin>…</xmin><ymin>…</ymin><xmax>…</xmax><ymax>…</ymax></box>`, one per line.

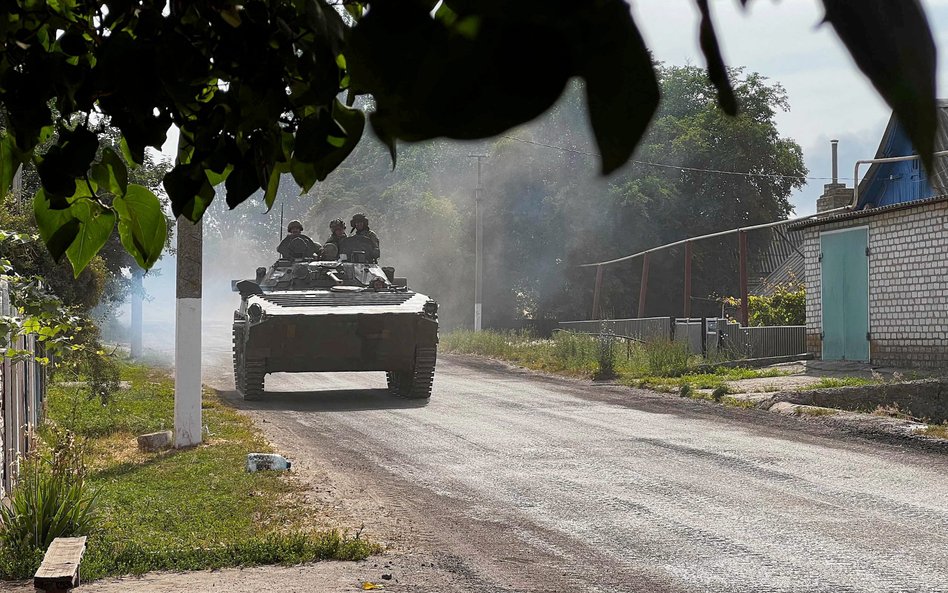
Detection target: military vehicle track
<box><xmin>386</xmin><ymin>346</ymin><xmax>437</xmax><ymax>399</ymax></box>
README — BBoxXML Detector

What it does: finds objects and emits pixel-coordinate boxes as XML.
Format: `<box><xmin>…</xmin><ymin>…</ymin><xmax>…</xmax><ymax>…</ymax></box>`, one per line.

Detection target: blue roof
<box><xmin>856</xmin><ymin>101</ymin><xmax>948</xmax><ymax>209</ymax></box>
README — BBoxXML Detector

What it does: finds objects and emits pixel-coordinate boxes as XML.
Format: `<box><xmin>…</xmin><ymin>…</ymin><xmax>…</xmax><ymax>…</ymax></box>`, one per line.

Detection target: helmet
<box><xmin>329</xmin><ymin>218</ymin><xmax>346</xmax><ymax>230</ymax></box>
<box><xmin>287</xmin><ymin>219</ymin><xmax>303</xmax><ymax>232</ymax></box>
<box><xmin>350</xmin><ymin>213</ymin><xmax>368</xmax><ymax>227</ymax></box>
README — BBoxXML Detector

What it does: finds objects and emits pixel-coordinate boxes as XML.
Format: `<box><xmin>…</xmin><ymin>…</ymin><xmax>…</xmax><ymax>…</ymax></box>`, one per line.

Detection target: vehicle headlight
<box><xmin>423</xmin><ymin>300</ymin><xmax>438</xmax><ymax>318</ymax></box>
<box><xmin>248</xmin><ymin>303</ymin><xmax>263</xmax><ymax>323</ymax></box>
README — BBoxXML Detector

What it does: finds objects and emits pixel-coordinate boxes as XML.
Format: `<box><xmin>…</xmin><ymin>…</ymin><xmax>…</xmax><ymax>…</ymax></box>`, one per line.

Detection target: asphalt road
<box><xmin>199</xmin><ymin>334</ymin><xmax>948</xmax><ymax>593</ymax></box>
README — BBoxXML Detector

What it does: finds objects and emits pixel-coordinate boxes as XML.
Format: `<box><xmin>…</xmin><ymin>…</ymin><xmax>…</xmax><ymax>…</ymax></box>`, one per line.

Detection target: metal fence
<box><xmin>716</xmin><ymin>323</ymin><xmax>806</xmax><ymax>359</ymax></box>
<box><xmin>559</xmin><ymin>316</ymin><xmax>806</xmax><ymax>360</ymax></box>
<box><xmin>0</xmin><ymin>280</ymin><xmax>46</xmax><ymax>499</ymax></box>
<box><xmin>559</xmin><ymin>317</ymin><xmax>672</xmax><ymax>342</ymax></box>
<box><xmin>673</xmin><ymin>319</ymin><xmax>705</xmax><ymax>354</ymax></box>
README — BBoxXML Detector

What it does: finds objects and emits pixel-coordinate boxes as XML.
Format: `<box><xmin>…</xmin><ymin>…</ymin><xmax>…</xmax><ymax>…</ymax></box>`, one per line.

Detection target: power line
<box><xmin>500</xmin><ymin>135</ymin><xmax>853</xmax><ymax>183</ymax></box>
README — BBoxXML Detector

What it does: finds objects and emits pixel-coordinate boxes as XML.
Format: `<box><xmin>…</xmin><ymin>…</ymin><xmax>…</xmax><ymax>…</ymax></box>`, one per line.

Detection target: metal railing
<box><xmin>559</xmin><ymin>317</ymin><xmax>672</xmax><ymax>342</ymax></box>
<box><xmin>559</xmin><ymin>317</ymin><xmax>806</xmax><ymax>360</ymax></box>
<box><xmin>724</xmin><ymin>325</ymin><xmax>806</xmax><ymax>359</ymax></box>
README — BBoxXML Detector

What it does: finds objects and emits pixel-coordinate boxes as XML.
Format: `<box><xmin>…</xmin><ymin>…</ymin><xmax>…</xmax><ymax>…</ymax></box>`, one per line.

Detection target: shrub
<box><xmin>0</xmin><ymin>429</ymin><xmax>98</xmax><ymax>578</ymax></box>
<box><xmin>679</xmin><ymin>384</ymin><xmax>693</xmax><ymax>398</ymax></box>
<box><xmin>594</xmin><ymin>332</ymin><xmax>617</xmax><ymax>380</ymax></box>
<box><xmin>711</xmin><ymin>385</ymin><xmax>729</xmax><ymax>401</ymax></box>
<box><xmin>643</xmin><ymin>339</ymin><xmax>691</xmax><ymax>377</ymax></box>
<box><xmin>723</xmin><ymin>280</ymin><xmax>805</xmax><ymax>327</ymax></box>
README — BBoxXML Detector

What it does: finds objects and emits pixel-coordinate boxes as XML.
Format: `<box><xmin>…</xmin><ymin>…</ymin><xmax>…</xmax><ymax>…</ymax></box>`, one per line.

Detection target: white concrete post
<box><xmin>174</xmin><ymin>216</ymin><xmax>202</xmax><ymax>448</ymax></box>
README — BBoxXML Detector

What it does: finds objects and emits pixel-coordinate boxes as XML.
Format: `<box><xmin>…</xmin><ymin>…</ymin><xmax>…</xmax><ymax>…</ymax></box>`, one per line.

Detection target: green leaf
<box><xmin>33</xmin><ymin>189</ymin><xmax>81</xmax><ymax>262</ymax></box>
<box><xmin>290</xmin><ymin>160</ymin><xmax>318</xmax><ymax>194</ymax></box>
<box><xmin>163</xmin><ymin>163</ymin><xmax>215</xmax><ymax>221</ymax></box>
<box><xmin>205</xmin><ymin>164</ymin><xmax>233</xmax><ymax>187</ymax></box>
<box><xmin>263</xmin><ymin>163</ymin><xmax>290</xmax><ymax>210</ymax></box>
<box><xmin>113</xmin><ymin>184</ymin><xmax>168</xmax><ymax>269</ymax></box>
<box><xmin>695</xmin><ymin>0</ymin><xmax>737</xmax><ymax>116</ymax></box>
<box><xmin>309</xmin><ymin>100</ymin><xmax>366</xmax><ymax>181</ymax></box>
<box><xmin>821</xmin><ymin>0</ymin><xmax>936</xmax><ymax>172</ymax></box>
<box><xmin>120</xmin><ymin>136</ymin><xmax>140</xmax><ymax>169</ymax></box>
<box><xmin>579</xmin><ymin>3</ymin><xmax>660</xmax><ymax>174</ymax></box>
<box><xmin>65</xmin><ymin>199</ymin><xmax>117</xmax><ymax>277</ymax></box>
<box><xmin>89</xmin><ymin>147</ymin><xmax>129</xmax><ymax>197</ymax></box>
<box><xmin>1</xmin><ymin>133</ymin><xmax>23</xmax><ymax>196</ymax></box>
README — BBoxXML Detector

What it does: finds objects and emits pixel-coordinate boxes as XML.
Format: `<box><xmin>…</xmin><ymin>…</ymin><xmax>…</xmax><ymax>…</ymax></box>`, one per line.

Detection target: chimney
<box><xmin>816</xmin><ymin>139</ymin><xmax>854</xmax><ymax>213</ymax></box>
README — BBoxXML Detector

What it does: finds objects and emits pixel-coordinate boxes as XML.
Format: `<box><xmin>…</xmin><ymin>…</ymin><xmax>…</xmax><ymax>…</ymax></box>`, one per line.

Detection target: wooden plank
<box><xmin>34</xmin><ymin>536</ymin><xmax>87</xmax><ymax>592</ymax></box>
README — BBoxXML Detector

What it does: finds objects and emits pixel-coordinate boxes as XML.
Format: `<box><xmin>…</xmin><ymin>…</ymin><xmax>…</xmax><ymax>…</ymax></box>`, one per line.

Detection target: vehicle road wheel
<box><xmin>402</xmin><ymin>346</ymin><xmax>437</xmax><ymax>399</ymax></box>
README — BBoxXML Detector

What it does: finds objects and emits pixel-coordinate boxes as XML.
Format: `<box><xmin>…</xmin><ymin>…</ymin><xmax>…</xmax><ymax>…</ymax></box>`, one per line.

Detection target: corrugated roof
<box><xmin>752</xmin><ymin>251</ymin><xmax>804</xmax><ymax>296</ymax></box>
<box><xmin>788</xmin><ymin>194</ymin><xmax>948</xmax><ymax>231</ymax></box>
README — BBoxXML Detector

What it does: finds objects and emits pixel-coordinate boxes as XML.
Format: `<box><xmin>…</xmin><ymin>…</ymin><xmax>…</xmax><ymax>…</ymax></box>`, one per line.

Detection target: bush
<box><xmin>594</xmin><ymin>333</ymin><xmax>617</xmax><ymax>380</ymax></box>
<box><xmin>0</xmin><ymin>429</ymin><xmax>98</xmax><ymax>578</ymax></box>
<box><xmin>711</xmin><ymin>385</ymin><xmax>729</xmax><ymax>401</ymax></box>
<box><xmin>642</xmin><ymin>340</ymin><xmax>691</xmax><ymax>377</ymax></box>
<box><xmin>723</xmin><ymin>280</ymin><xmax>805</xmax><ymax>327</ymax></box>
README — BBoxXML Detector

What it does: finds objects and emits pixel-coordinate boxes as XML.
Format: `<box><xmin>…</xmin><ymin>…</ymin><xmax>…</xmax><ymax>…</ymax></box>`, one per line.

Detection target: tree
<box><xmin>0</xmin><ymin>0</ymin><xmax>937</xmax><ymax>273</ymax></box>
<box><xmin>291</xmin><ymin>68</ymin><xmax>805</xmax><ymax>328</ymax></box>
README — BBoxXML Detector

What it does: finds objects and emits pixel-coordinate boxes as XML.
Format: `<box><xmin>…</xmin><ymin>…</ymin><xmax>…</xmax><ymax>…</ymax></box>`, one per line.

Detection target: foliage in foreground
<box><xmin>0</xmin><ymin>429</ymin><xmax>98</xmax><ymax>578</ymax></box>
<box><xmin>0</xmin><ymin>1</ymin><xmax>938</xmax><ymax>277</ymax></box>
<box><xmin>0</xmin><ymin>361</ymin><xmax>377</xmax><ymax>581</ymax></box>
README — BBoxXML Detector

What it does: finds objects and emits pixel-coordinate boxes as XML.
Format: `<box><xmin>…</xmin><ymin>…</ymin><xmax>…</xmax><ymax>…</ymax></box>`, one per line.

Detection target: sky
<box><xmin>630</xmin><ymin>0</ymin><xmax>948</xmax><ymax>215</ymax></box>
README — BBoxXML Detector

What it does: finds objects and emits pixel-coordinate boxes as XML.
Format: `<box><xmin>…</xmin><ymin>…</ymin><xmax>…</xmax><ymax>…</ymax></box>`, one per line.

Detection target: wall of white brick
<box><xmin>802</xmin><ymin>199</ymin><xmax>948</xmax><ymax>368</ymax></box>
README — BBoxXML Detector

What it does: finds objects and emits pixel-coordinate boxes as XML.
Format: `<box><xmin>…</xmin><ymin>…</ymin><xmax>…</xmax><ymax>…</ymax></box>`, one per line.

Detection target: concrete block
<box><xmin>137</xmin><ymin>430</ymin><xmax>173</xmax><ymax>452</ymax></box>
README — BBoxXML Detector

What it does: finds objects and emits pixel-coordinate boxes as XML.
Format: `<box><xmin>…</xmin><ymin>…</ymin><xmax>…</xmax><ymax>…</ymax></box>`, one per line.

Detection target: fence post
<box><xmin>684</xmin><ymin>241</ymin><xmax>692</xmax><ymax>318</ymax></box>
<box><xmin>701</xmin><ymin>317</ymin><xmax>708</xmax><ymax>357</ymax></box>
<box><xmin>637</xmin><ymin>253</ymin><xmax>650</xmax><ymax>318</ymax></box>
<box><xmin>739</xmin><ymin>230</ymin><xmax>749</xmax><ymax>327</ymax></box>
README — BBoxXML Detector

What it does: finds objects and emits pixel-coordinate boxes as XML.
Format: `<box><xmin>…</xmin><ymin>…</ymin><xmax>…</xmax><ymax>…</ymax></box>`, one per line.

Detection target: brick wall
<box><xmin>802</xmin><ymin>199</ymin><xmax>948</xmax><ymax>368</ymax></box>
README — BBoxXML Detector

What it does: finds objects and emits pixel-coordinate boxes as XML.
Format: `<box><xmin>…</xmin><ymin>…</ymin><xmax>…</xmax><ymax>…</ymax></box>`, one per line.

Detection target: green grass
<box><xmin>920</xmin><ymin>423</ymin><xmax>948</xmax><ymax>439</ymax></box>
<box><xmin>796</xmin><ymin>406</ymin><xmax>838</xmax><ymax>417</ymax></box>
<box><xmin>805</xmin><ymin>377</ymin><xmax>881</xmax><ymax>390</ymax></box>
<box><xmin>443</xmin><ymin>330</ymin><xmax>789</xmax><ymax>392</ymax></box>
<box><xmin>2</xmin><ymin>361</ymin><xmax>376</xmax><ymax>581</ymax></box>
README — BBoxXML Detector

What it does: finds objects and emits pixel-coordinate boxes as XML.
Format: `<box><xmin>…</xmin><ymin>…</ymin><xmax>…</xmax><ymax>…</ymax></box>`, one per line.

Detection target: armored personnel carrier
<box><xmin>232</xmin><ymin>234</ymin><xmax>438</xmax><ymax>400</ymax></box>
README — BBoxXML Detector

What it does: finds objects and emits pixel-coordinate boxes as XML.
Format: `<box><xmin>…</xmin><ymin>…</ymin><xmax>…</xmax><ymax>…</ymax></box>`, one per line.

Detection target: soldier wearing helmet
<box><xmin>321</xmin><ymin>218</ymin><xmax>347</xmax><ymax>260</ymax></box>
<box><xmin>350</xmin><ymin>213</ymin><xmax>380</xmax><ymax>261</ymax></box>
<box><xmin>277</xmin><ymin>219</ymin><xmax>321</xmax><ymax>259</ymax></box>
<box><xmin>325</xmin><ymin>219</ymin><xmax>347</xmax><ymax>245</ymax></box>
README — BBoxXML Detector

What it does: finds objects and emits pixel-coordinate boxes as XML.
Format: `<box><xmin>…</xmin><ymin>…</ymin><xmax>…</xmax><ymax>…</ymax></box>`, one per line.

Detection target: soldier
<box><xmin>325</xmin><ymin>218</ymin><xmax>347</xmax><ymax>245</ymax></box>
<box><xmin>321</xmin><ymin>219</ymin><xmax>347</xmax><ymax>260</ymax></box>
<box><xmin>277</xmin><ymin>219</ymin><xmax>321</xmax><ymax>259</ymax></box>
<box><xmin>350</xmin><ymin>213</ymin><xmax>380</xmax><ymax>261</ymax></box>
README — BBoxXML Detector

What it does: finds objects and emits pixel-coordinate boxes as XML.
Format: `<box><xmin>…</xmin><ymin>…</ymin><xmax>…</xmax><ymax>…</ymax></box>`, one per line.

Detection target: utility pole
<box><xmin>469</xmin><ymin>153</ymin><xmax>488</xmax><ymax>331</ymax></box>
<box><xmin>173</xmin><ymin>128</ymin><xmax>205</xmax><ymax>448</ymax></box>
<box><xmin>174</xmin><ymin>215</ymin><xmax>203</xmax><ymax>448</ymax></box>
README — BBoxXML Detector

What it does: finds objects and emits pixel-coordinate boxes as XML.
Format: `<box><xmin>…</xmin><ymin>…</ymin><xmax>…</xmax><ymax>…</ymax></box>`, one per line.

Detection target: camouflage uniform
<box><xmin>277</xmin><ymin>234</ymin><xmax>320</xmax><ymax>259</ymax></box>
<box><xmin>277</xmin><ymin>220</ymin><xmax>320</xmax><ymax>259</ymax></box>
<box><xmin>350</xmin><ymin>213</ymin><xmax>380</xmax><ymax>261</ymax></box>
<box><xmin>355</xmin><ymin>228</ymin><xmax>380</xmax><ymax>260</ymax></box>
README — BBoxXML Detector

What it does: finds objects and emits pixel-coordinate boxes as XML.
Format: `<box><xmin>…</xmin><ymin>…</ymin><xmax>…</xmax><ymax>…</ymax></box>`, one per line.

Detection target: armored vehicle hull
<box><xmin>233</xmin><ymin>237</ymin><xmax>439</xmax><ymax>400</ymax></box>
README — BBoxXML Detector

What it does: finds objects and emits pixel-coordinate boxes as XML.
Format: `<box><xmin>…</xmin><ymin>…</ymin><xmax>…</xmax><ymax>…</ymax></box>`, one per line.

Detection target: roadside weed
<box><xmin>0</xmin><ymin>361</ymin><xmax>377</xmax><ymax>581</ymax></box>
